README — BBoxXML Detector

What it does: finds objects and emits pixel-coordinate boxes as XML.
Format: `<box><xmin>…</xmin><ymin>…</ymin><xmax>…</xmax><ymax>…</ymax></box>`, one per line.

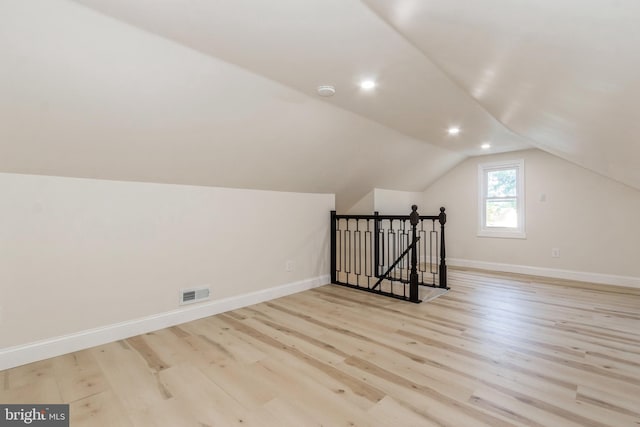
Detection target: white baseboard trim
<box><xmin>448</xmin><ymin>258</ymin><xmax>640</xmax><ymax>289</ymax></box>
<box><xmin>0</xmin><ymin>275</ymin><xmax>330</xmax><ymax>371</ymax></box>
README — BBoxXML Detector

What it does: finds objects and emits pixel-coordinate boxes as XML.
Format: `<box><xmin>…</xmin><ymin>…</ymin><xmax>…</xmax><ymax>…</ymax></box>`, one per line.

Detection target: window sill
<box><xmin>477</xmin><ymin>230</ymin><xmax>526</xmax><ymax>239</ymax></box>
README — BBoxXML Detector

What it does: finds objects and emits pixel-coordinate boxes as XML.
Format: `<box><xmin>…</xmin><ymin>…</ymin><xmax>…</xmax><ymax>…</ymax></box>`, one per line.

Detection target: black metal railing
<box><xmin>330</xmin><ymin>205</ymin><xmax>448</xmax><ymax>303</ymax></box>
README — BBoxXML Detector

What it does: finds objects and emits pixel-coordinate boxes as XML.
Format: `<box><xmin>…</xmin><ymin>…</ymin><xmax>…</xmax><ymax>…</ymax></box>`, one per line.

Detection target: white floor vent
<box><xmin>180</xmin><ymin>287</ymin><xmax>210</xmax><ymax>305</ymax></box>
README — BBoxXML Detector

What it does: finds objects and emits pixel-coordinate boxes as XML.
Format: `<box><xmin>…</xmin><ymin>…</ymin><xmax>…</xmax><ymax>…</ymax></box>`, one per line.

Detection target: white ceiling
<box><xmin>1</xmin><ymin>0</ymin><xmax>638</xmax><ymax>211</ymax></box>
<box><xmin>364</xmin><ymin>0</ymin><xmax>640</xmax><ymax>190</ymax></box>
<box><xmin>69</xmin><ymin>0</ymin><xmax>532</xmax><ymax>156</ymax></box>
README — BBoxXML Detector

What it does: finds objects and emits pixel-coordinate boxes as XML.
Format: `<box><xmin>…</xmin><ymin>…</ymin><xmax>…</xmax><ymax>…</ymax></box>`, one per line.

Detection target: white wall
<box><xmin>373</xmin><ymin>188</ymin><xmax>424</xmax><ymax>215</ymax></box>
<box><xmin>346</xmin><ymin>190</ymin><xmax>374</xmax><ymax>215</ymax></box>
<box><xmin>0</xmin><ymin>173</ymin><xmax>333</xmax><ymax>356</ymax></box>
<box><xmin>421</xmin><ymin>149</ymin><xmax>640</xmax><ymax>286</ymax></box>
<box><xmin>345</xmin><ymin>188</ymin><xmax>429</xmax><ymax>215</ymax></box>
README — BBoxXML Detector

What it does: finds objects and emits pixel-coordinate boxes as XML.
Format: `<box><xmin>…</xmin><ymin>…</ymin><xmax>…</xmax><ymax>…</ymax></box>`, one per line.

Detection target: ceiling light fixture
<box><xmin>360</xmin><ymin>80</ymin><xmax>376</xmax><ymax>90</ymax></box>
<box><xmin>448</xmin><ymin>126</ymin><xmax>460</xmax><ymax>135</ymax></box>
<box><xmin>481</xmin><ymin>143</ymin><xmax>491</xmax><ymax>150</ymax></box>
<box><xmin>317</xmin><ymin>85</ymin><xmax>336</xmax><ymax>97</ymax></box>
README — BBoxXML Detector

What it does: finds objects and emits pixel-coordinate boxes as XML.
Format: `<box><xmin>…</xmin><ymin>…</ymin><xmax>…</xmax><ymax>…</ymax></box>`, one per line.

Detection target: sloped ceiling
<box><xmin>364</xmin><ymin>0</ymin><xmax>640</xmax><ymax>190</ymax></box>
<box><xmin>1</xmin><ymin>0</ymin><xmax>637</xmax><ymax>212</ymax></box>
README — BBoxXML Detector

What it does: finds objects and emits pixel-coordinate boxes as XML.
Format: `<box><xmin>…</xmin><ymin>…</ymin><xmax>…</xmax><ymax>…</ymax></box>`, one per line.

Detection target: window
<box><xmin>478</xmin><ymin>159</ymin><xmax>525</xmax><ymax>238</ymax></box>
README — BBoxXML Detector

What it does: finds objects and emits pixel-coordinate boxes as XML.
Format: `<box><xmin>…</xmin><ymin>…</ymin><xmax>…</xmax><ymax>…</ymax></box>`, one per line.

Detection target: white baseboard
<box><xmin>447</xmin><ymin>258</ymin><xmax>640</xmax><ymax>289</ymax></box>
<box><xmin>0</xmin><ymin>275</ymin><xmax>330</xmax><ymax>371</ymax></box>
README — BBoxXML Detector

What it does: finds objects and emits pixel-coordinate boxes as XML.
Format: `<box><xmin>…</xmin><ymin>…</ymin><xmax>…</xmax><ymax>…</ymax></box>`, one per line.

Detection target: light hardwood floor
<box><xmin>2</xmin><ymin>269</ymin><xmax>640</xmax><ymax>426</ymax></box>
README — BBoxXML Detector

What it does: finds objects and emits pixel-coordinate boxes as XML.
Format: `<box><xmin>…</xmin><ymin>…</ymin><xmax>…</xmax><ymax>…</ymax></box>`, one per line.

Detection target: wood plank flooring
<box><xmin>2</xmin><ymin>269</ymin><xmax>639</xmax><ymax>426</ymax></box>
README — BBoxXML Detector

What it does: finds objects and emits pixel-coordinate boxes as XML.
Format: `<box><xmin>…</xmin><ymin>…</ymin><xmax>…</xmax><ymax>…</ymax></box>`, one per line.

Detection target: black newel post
<box><xmin>330</xmin><ymin>210</ymin><xmax>337</xmax><ymax>284</ymax></box>
<box><xmin>409</xmin><ymin>205</ymin><xmax>420</xmax><ymax>302</ymax></box>
<box><xmin>373</xmin><ymin>211</ymin><xmax>380</xmax><ymax>278</ymax></box>
<box><xmin>438</xmin><ymin>207</ymin><xmax>448</xmax><ymax>289</ymax></box>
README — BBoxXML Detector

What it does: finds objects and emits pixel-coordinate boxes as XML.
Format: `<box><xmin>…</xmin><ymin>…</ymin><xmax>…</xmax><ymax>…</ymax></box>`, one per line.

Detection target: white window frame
<box><xmin>477</xmin><ymin>159</ymin><xmax>526</xmax><ymax>239</ymax></box>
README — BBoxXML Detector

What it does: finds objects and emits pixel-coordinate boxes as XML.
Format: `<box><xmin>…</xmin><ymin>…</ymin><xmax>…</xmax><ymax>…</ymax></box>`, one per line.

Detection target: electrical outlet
<box><xmin>551</xmin><ymin>248</ymin><xmax>560</xmax><ymax>258</ymax></box>
<box><xmin>285</xmin><ymin>260</ymin><xmax>294</xmax><ymax>272</ymax></box>
<box><xmin>0</xmin><ymin>305</ymin><xmax>3</xmax><ymax>325</ymax></box>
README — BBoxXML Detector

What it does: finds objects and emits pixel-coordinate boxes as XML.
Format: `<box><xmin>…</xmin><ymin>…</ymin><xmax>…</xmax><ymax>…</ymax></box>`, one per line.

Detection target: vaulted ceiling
<box><xmin>1</xmin><ymin>0</ymin><xmax>638</xmax><ymax>211</ymax></box>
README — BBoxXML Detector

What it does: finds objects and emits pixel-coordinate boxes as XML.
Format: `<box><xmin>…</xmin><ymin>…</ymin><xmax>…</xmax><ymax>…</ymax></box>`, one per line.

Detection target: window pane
<box><xmin>487</xmin><ymin>169</ymin><xmax>517</xmax><ymax>197</ymax></box>
<box><xmin>486</xmin><ymin>199</ymin><xmax>518</xmax><ymax>228</ymax></box>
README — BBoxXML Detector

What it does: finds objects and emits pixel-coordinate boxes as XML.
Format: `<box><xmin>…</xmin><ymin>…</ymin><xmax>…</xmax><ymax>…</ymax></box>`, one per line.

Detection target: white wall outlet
<box><xmin>551</xmin><ymin>248</ymin><xmax>560</xmax><ymax>258</ymax></box>
<box><xmin>285</xmin><ymin>260</ymin><xmax>294</xmax><ymax>272</ymax></box>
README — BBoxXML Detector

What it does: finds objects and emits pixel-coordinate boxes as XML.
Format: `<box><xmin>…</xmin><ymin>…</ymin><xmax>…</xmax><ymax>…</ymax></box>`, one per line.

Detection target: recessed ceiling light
<box><xmin>481</xmin><ymin>143</ymin><xmax>491</xmax><ymax>150</ymax></box>
<box><xmin>448</xmin><ymin>126</ymin><xmax>460</xmax><ymax>135</ymax></box>
<box><xmin>360</xmin><ymin>80</ymin><xmax>376</xmax><ymax>90</ymax></box>
<box><xmin>317</xmin><ymin>85</ymin><xmax>336</xmax><ymax>97</ymax></box>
